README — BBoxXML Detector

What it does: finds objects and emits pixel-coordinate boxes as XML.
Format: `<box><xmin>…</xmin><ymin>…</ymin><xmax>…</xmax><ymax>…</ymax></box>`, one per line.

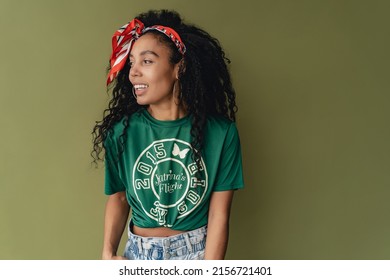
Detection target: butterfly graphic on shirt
<box><xmin>172</xmin><ymin>143</ymin><xmax>190</xmax><ymax>159</ymax></box>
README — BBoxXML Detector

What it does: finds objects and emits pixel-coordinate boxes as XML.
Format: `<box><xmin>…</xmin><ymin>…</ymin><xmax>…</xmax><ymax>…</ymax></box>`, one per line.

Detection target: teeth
<box><xmin>134</xmin><ymin>84</ymin><xmax>148</xmax><ymax>90</ymax></box>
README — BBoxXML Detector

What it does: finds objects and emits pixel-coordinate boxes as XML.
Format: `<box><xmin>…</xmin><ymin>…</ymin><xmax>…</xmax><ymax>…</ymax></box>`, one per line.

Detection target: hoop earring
<box><xmin>173</xmin><ymin>83</ymin><xmax>176</xmax><ymax>95</ymax></box>
<box><xmin>132</xmin><ymin>87</ymin><xmax>137</xmax><ymax>99</ymax></box>
<box><xmin>173</xmin><ymin>81</ymin><xmax>181</xmax><ymax>106</ymax></box>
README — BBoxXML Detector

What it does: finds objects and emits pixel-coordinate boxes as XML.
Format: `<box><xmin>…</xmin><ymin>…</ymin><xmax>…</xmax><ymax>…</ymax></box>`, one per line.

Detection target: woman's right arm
<box><xmin>102</xmin><ymin>191</ymin><xmax>130</xmax><ymax>260</ymax></box>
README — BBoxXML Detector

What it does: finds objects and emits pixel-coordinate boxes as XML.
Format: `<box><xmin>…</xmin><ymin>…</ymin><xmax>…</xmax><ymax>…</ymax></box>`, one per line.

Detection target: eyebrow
<box><xmin>129</xmin><ymin>50</ymin><xmax>160</xmax><ymax>58</ymax></box>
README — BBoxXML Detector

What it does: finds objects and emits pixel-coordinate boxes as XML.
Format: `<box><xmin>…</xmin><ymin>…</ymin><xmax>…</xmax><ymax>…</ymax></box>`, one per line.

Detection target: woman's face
<box><xmin>129</xmin><ymin>33</ymin><xmax>180</xmax><ymax>107</ymax></box>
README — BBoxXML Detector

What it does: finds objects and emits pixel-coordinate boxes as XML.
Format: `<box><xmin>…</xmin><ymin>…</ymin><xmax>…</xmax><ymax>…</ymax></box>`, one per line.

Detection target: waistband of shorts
<box><xmin>126</xmin><ymin>221</ymin><xmax>207</xmax><ymax>258</ymax></box>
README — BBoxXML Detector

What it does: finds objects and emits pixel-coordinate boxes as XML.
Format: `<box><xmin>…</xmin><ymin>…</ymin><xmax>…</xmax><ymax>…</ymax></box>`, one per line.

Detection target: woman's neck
<box><xmin>147</xmin><ymin>105</ymin><xmax>187</xmax><ymax>121</ymax></box>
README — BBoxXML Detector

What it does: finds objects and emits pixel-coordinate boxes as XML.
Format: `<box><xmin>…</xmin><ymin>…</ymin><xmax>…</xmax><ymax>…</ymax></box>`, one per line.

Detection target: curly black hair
<box><xmin>91</xmin><ymin>9</ymin><xmax>237</xmax><ymax>165</ymax></box>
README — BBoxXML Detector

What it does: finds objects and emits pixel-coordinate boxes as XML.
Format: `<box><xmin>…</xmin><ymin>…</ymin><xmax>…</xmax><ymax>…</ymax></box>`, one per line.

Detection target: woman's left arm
<box><xmin>204</xmin><ymin>190</ymin><xmax>235</xmax><ymax>260</ymax></box>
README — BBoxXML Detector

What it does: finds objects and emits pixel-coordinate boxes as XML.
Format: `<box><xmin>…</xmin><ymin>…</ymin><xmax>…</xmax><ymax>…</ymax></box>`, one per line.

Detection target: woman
<box><xmin>92</xmin><ymin>9</ymin><xmax>244</xmax><ymax>260</ymax></box>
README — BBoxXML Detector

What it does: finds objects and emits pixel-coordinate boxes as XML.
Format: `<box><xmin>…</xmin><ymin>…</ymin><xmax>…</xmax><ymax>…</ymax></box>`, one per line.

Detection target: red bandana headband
<box><xmin>107</xmin><ymin>18</ymin><xmax>186</xmax><ymax>85</ymax></box>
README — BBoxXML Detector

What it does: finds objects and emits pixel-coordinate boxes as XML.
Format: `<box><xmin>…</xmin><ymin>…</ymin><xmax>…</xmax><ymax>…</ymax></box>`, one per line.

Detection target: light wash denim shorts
<box><xmin>123</xmin><ymin>222</ymin><xmax>207</xmax><ymax>260</ymax></box>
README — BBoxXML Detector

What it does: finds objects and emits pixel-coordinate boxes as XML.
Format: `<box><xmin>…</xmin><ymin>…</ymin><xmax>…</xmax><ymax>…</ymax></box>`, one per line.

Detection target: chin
<box><xmin>135</xmin><ymin>98</ymin><xmax>150</xmax><ymax>106</ymax></box>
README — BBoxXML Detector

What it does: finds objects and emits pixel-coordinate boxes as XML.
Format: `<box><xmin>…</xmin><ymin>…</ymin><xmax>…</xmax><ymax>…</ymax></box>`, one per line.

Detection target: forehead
<box><xmin>130</xmin><ymin>33</ymin><xmax>170</xmax><ymax>55</ymax></box>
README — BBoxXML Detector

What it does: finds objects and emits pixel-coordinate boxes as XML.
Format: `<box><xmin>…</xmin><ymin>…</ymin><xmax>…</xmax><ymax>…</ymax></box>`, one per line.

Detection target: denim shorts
<box><xmin>123</xmin><ymin>222</ymin><xmax>207</xmax><ymax>260</ymax></box>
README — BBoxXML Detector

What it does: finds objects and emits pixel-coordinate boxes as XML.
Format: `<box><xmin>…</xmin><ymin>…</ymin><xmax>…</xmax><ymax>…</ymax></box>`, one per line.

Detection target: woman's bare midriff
<box><xmin>133</xmin><ymin>224</ymin><xmax>187</xmax><ymax>237</ymax></box>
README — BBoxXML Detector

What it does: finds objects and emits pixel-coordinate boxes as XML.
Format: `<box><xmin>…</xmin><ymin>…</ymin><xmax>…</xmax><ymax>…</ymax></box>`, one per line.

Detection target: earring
<box><xmin>173</xmin><ymin>81</ymin><xmax>181</xmax><ymax>106</ymax></box>
<box><xmin>132</xmin><ymin>87</ymin><xmax>137</xmax><ymax>99</ymax></box>
<box><xmin>173</xmin><ymin>83</ymin><xmax>176</xmax><ymax>95</ymax></box>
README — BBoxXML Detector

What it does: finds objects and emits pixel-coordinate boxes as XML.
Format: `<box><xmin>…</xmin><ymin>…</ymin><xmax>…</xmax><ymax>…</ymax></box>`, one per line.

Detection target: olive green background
<box><xmin>1</xmin><ymin>0</ymin><xmax>389</xmax><ymax>259</ymax></box>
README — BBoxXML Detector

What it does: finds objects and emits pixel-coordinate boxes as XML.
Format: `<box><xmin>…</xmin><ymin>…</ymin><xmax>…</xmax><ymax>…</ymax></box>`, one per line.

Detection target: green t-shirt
<box><xmin>104</xmin><ymin>109</ymin><xmax>244</xmax><ymax>231</ymax></box>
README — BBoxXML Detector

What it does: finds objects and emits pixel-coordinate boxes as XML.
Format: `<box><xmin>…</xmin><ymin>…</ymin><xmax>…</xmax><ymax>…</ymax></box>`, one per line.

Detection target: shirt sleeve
<box><xmin>213</xmin><ymin>122</ymin><xmax>245</xmax><ymax>191</ymax></box>
<box><xmin>104</xmin><ymin>132</ymin><xmax>126</xmax><ymax>195</ymax></box>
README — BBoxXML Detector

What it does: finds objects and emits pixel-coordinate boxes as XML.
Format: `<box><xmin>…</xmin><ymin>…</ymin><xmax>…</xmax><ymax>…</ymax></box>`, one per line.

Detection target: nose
<box><xmin>129</xmin><ymin>61</ymin><xmax>140</xmax><ymax>77</ymax></box>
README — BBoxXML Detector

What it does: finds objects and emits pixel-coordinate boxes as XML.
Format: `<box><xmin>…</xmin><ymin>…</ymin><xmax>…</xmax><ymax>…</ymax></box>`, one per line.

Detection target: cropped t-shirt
<box><xmin>104</xmin><ymin>109</ymin><xmax>244</xmax><ymax>231</ymax></box>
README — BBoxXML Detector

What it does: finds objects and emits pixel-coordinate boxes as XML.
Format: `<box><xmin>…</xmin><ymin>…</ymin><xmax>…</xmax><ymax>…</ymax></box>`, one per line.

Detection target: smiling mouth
<box><xmin>133</xmin><ymin>84</ymin><xmax>149</xmax><ymax>91</ymax></box>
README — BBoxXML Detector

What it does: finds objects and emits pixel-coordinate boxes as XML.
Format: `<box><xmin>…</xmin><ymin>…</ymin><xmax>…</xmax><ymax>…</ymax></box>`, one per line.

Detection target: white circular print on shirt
<box><xmin>132</xmin><ymin>138</ymin><xmax>208</xmax><ymax>227</ymax></box>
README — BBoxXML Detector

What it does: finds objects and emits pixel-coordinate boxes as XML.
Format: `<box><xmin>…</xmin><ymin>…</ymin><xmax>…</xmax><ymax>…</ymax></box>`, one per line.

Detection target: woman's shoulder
<box><xmin>206</xmin><ymin>114</ymin><xmax>236</xmax><ymax>130</ymax></box>
<box><xmin>109</xmin><ymin>110</ymin><xmax>145</xmax><ymax>137</ymax></box>
<box><xmin>204</xmin><ymin>115</ymin><xmax>239</xmax><ymax>139</ymax></box>
<box><xmin>108</xmin><ymin>117</ymin><xmax>126</xmax><ymax>137</ymax></box>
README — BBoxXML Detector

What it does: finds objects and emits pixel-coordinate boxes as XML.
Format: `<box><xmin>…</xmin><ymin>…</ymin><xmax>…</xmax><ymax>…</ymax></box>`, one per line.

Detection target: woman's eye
<box><xmin>144</xmin><ymin>60</ymin><xmax>153</xmax><ymax>64</ymax></box>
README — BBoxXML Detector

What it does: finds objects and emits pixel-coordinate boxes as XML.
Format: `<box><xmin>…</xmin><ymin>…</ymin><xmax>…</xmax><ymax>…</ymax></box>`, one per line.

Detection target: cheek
<box><xmin>151</xmin><ymin>70</ymin><xmax>175</xmax><ymax>85</ymax></box>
